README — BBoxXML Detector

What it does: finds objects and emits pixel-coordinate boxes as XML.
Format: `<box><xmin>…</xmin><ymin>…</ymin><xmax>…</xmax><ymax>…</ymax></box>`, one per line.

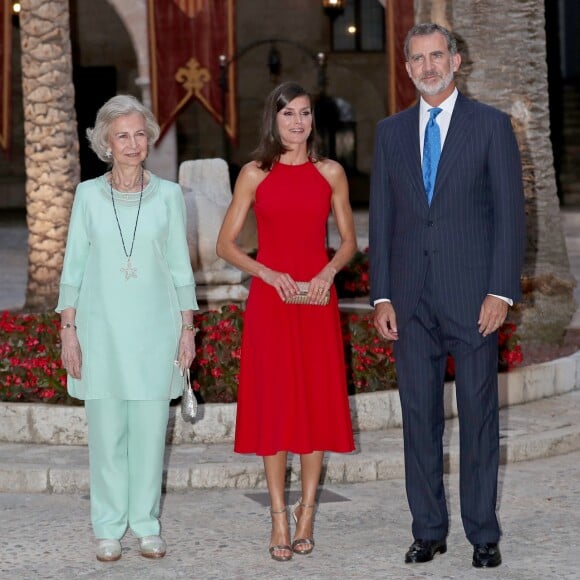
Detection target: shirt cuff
<box><xmin>488</xmin><ymin>293</ymin><xmax>513</xmax><ymax>306</ymax></box>
<box><xmin>55</xmin><ymin>284</ymin><xmax>80</xmax><ymax>312</ymax></box>
<box><xmin>373</xmin><ymin>298</ymin><xmax>391</xmax><ymax>307</ymax></box>
<box><xmin>176</xmin><ymin>284</ymin><xmax>199</xmax><ymax>311</ymax></box>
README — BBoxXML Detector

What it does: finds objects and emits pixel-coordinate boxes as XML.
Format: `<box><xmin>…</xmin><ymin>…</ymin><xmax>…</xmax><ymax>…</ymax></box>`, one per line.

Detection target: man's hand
<box><xmin>373</xmin><ymin>301</ymin><xmax>399</xmax><ymax>341</ymax></box>
<box><xmin>478</xmin><ymin>295</ymin><xmax>509</xmax><ymax>336</ymax></box>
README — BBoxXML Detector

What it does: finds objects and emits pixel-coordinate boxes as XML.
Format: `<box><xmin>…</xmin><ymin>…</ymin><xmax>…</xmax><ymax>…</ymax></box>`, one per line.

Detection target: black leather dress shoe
<box><xmin>472</xmin><ymin>543</ymin><xmax>502</xmax><ymax>568</ymax></box>
<box><xmin>404</xmin><ymin>539</ymin><xmax>447</xmax><ymax>563</ymax></box>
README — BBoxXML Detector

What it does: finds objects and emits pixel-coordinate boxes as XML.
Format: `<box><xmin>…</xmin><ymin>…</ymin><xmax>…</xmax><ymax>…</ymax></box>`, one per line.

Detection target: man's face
<box><xmin>405</xmin><ymin>32</ymin><xmax>461</xmax><ymax>97</ymax></box>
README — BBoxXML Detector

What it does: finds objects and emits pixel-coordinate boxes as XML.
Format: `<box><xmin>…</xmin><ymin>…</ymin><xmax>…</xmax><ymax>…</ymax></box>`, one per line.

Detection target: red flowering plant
<box><xmin>341</xmin><ymin>312</ymin><xmax>398</xmax><ymax>393</ymax></box>
<box><xmin>0</xmin><ymin>311</ymin><xmax>75</xmax><ymax>405</ymax></box>
<box><xmin>0</xmin><ymin>307</ymin><xmax>523</xmax><ymax>405</ymax></box>
<box><xmin>190</xmin><ymin>304</ymin><xmax>243</xmax><ymax>403</ymax></box>
<box><xmin>445</xmin><ymin>320</ymin><xmax>523</xmax><ymax>380</ymax></box>
<box><xmin>497</xmin><ymin>321</ymin><xmax>524</xmax><ymax>371</ymax></box>
<box><xmin>328</xmin><ymin>247</ymin><xmax>370</xmax><ymax>298</ymax></box>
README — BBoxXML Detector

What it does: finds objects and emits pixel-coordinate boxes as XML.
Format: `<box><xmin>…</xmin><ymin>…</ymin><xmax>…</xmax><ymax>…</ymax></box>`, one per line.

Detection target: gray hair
<box><xmin>86</xmin><ymin>94</ymin><xmax>160</xmax><ymax>162</ymax></box>
<box><xmin>403</xmin><ymin>23</ymin><xmax>458</xmax><ymax>61</ymax></box>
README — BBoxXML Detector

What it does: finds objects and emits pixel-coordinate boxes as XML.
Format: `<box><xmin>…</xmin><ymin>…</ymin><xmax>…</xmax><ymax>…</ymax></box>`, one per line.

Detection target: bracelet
<box><xmin>182</xmin><ymin>323</ymin><xmax>198</xmax><ymax>334</ymax></box>
<box><xmin>60</xmin><ymin>323</ymin><xmax>77</xmax><ymax>330</ymax></box>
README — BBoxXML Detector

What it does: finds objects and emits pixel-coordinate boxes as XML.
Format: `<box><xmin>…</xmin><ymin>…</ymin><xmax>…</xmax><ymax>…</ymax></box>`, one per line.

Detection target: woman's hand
<box><xmin>61</xmin><ymin>330</ymin><xmax>82</xmax><ymax>379</ymax></box>
<box><xmin>259</xmin><ymin>267</ymin><xmax>300</xmax><ymax>302</ymax></box>
<box><xmin>177</xmin><ymin>330</ymin><xmax>197</xmax><ymax>372</ymax></box>
<box><xmin>307</xmin><ymin>265</ymin><xmax>336</xmax><ymax>305</ymax></box>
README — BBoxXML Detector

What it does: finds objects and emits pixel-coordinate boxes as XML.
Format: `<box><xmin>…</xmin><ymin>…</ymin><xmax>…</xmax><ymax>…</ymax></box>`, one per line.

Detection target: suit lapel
<box><xmin>431</xmin><ymin>93</ymin><xmax>472</xmax><ymax>203</ymax></box>
<box><xmin>397</xmin><ymin>105</ymin><xmax>426</xmax><ymax>203</ymax></box>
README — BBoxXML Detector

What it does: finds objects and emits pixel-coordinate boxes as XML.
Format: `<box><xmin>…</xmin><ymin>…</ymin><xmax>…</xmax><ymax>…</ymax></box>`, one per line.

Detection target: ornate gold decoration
<box><xmin>172</xmin><ymin>0</ymin><xmax>207</xmax><ymax>18</ymax></box>
<box><xmin>175</xmin><ymin>58</ymin><xmax>211</xmax><ymax>95</ymax></box>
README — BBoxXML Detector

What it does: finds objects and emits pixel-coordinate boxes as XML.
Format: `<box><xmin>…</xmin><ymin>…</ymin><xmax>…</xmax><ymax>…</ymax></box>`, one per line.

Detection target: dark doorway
<box><xmin>315</xmin><ymin>95</ymin><xmax>357</xmax><ymax>171</ymax></box>
<box><xmin>314</xmin><ymin>95</ymin><xmax>369</xmax><ymax>206</ymax></box>
<box><xmin>73</xmin><ymin>66</ymin><xmax>117</xmax><ymax>181</ymax></box>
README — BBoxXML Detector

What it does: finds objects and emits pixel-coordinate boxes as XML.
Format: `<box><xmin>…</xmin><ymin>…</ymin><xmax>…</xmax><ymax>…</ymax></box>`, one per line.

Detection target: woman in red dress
<box><xmin>217</xmin><ymin>82</ymin><xmax>356</xmax><ymax>562</ymax></box>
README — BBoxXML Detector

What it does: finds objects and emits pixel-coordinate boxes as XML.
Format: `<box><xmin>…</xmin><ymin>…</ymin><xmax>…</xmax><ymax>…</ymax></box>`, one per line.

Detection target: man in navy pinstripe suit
<box><xmin>370</xmin><ymin>23</ymin><xmax>525</xmax><ymax>568</ymax></box>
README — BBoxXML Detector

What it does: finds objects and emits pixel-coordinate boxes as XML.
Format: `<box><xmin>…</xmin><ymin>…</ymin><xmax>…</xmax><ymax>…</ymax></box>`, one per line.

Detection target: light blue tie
<box><xmin>422</xmin><ymin>107</ymin><xmax>442</xmax><ymax>205</ymax></box>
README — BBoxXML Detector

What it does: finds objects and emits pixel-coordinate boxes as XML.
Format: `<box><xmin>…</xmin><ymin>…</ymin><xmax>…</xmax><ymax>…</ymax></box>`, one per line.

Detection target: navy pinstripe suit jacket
<box><xmin>369</xmin><ymin>92</ymin><xmax>525</xmax><ymax>333</ymax></box>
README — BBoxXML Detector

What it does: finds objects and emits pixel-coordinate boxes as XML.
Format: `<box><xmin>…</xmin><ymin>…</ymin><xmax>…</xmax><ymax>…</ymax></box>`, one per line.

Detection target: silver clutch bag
<box><xmin>180</xmin><ymin>368</ymin><xmax>198</xmax><ymax>421</ymax></box>
<box><xmin>285</xmin><ymin>281</ymin><xmax>330</xmax><ymax>306</ymax></box>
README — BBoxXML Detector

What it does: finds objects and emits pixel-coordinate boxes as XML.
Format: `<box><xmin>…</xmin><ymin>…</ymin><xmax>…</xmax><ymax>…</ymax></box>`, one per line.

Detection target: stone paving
<box><xmin>1</xmin><ymin>208</ymin><xmax>580</xmax><ymax>578</ymax></box>
<box><xmin>1</xmin><ymin>451</ymin><xmax>579</xmax><ymax>579</ymax></box>
<box><xmin>1</xmin><ymin>389</ymin><xmax>580</xmax><ymax>496</ymax></box>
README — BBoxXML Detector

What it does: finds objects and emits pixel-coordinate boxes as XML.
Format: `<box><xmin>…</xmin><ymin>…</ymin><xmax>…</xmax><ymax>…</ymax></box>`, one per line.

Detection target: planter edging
<box><xmin>1</xmin><ymin>351</ymin><xmax>579</xmax><ymax>445</ymax></box>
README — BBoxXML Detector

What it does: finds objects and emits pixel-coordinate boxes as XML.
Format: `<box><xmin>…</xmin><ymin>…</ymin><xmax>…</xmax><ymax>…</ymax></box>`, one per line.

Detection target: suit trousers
<box><xmin>85</xmin><ymin>399</ymin><xmax>170</xmax><ymax>540</ymax></box>
<box><xmin>393</xmin><ymin>270</ymin><xmax>501</xmax><ymax>545</ymax></box>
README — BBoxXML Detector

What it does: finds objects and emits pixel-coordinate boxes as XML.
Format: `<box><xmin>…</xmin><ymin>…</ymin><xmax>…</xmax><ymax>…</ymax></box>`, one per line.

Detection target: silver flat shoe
<box><xmin>138</xmin><ymin>535</ymin><xmax>167</xmax><ymax>559</ymax></box>
<box><xmin>96</xmin><ymin>539</ymin><xmax>122</xmax><ymax>562</ymax></box>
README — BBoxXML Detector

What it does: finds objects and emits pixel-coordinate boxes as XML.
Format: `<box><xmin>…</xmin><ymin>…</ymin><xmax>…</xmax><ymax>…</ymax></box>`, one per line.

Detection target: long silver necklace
<box><xmin>110</xmin><ymin>167</ymin><xmax>144</xmax><ymax>280</ymax></box>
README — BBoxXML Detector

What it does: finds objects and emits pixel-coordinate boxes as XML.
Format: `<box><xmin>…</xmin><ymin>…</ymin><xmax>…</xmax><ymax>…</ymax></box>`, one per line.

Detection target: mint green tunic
<box><xmin>56</xmin><ymin>173</ymin><xmax>198</xmax><ymax>400</ymax></box>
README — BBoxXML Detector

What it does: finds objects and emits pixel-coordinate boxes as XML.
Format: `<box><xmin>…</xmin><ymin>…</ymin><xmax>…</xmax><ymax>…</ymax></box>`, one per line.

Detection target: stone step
<box><xmin>1</xmin><ymin>390</ymin><xmax>579</xmax><ymax>494</ymax></box>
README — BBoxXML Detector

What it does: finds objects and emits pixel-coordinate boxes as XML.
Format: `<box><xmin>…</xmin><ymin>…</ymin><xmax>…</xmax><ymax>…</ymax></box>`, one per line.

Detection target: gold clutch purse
<box><xmin>285</xmin><ymin>281</ymin><xmax>330</xmax><ymax>306</ymax></box>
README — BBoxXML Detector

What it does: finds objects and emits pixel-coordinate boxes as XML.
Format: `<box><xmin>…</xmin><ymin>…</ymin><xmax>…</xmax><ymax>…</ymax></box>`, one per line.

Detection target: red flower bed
<box><xmin>0</xmin><ymin>304</ymin><xmax>523</xmax><ymax>405</ymax></box>
<box><xmin>0</xmin><ymin>245</ymin><xmax>524</xmax><ymax>404</ymax></box>
<box><xmin>0</xmin><ymin>311</ymin><xmax>69</xmax><ymax>404</ymax></box>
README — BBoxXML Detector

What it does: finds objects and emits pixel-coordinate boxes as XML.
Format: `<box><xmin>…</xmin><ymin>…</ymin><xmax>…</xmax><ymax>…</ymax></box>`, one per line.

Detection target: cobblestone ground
<box><xmin>1</xmin><ymin>451</ymin><xmax>579</xmax><ymax>579</ymax></box>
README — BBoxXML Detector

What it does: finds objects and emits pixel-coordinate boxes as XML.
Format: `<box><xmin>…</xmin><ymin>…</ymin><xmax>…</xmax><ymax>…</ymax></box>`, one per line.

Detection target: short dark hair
<box><xmin>253</xmin><ymin>81</ymin><xmax>322</xmax><ymax>170</ymax></box>
<box><xmin>404</xmin><ymin>23</ymin><xmax>458</xmax><ymax>61</ymax></box>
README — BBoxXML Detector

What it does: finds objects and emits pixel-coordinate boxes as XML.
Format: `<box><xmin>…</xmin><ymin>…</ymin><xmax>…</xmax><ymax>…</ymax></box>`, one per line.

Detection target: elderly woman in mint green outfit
<box><xmin>56</xmin><ymin>95</ymin><xmax>198</xmax><ymax>563</ymax></box>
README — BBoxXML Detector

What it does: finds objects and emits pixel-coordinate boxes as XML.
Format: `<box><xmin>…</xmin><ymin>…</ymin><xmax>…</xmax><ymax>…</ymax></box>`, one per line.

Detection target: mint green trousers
<box><xmin>84</xmin><ymin>399</ymin><xmax>170</xmax><ymax>540</ymax></box>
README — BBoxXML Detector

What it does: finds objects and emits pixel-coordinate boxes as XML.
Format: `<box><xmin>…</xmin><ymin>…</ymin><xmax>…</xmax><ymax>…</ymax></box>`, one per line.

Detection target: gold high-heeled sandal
<box><xmin>291</xmin><ymin>498</ymin><xmax>316</xmax><ymax>555</ymax></box>
<box><xmin>268</xmin><ymin>506</ymin><xmax>293</xmax><ymax>562</ymax></box>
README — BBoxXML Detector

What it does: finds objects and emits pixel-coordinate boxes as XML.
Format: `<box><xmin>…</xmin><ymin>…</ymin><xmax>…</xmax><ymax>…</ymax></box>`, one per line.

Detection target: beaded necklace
<box><xmin>110</xmin><ymin>167</ymin><xmax>143</xmax><ymax>280</ymax></box>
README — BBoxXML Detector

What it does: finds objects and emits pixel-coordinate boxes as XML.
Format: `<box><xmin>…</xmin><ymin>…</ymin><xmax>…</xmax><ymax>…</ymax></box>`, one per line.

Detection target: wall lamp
<box><xmin>322</xmin><ymin>0</ymin><xmax>345</xmax><ymax>21</ymax></box>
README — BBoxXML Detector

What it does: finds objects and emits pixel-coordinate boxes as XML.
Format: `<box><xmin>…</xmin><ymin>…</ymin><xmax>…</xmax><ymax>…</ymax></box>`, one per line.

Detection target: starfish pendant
<box><xmin>121</xmin><ymin>258</ymin><xmax>138</xmax><ymax>280</ymax></box>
